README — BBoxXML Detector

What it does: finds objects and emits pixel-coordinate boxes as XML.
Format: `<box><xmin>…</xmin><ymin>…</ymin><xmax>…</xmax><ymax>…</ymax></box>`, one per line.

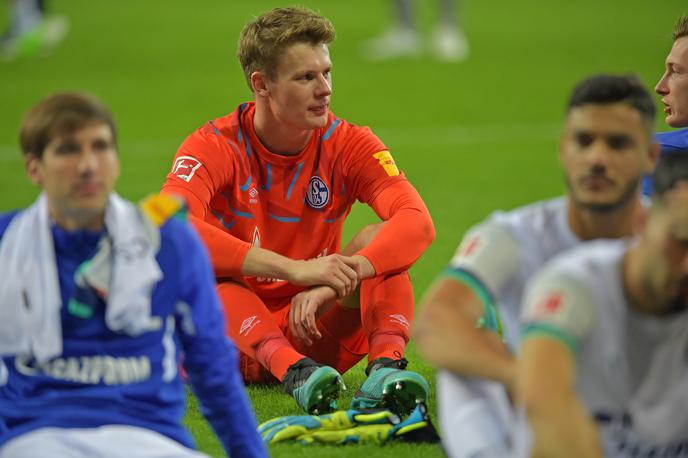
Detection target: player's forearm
<box><xmin>518</xmin><ymin>338</ymin><xmax>602</xmax><ymax>458</ymax></box>
<box><xmin>188</xmin><ymin>214</ymin><xmax>301</xmax><ymax>280</ymax></box>
<box><xmin>240</xmin><ymin>246</ymin><xmax>302</xmax><ymax>279</ymax></box>
<box><xmin>358</xmin><ymin>185</ymin><xmax>435</xmax><ymax>275</ymax></box>
<box><xmin>357</xmin><ymin>212</ymin><xmax>434</xmax><ymax>274</ymax></box>
<box><xmin>442</xmin><ymin>332</ymin><xmax>515</xmax><ymax>388</ymax></box>
<box><xmin>415</xmin><ymin>298</ymin><xmax>516</xmax><ymax>389</ymax></box>
<box><xmin>417</xmin><ymin>277</ymin><xmax>516</xmax><ymax>388</ymax></box>
<box><xmin>524</xmin><ymin>396</ymin><xmax>602</xmax><ymax>458</ymax></box>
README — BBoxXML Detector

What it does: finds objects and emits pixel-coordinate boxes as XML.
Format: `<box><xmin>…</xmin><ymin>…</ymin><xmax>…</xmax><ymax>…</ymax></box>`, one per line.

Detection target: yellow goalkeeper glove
<box><xmin>258</xmin><ymin>402</ymin><xmax>440</xmax><ymax>445</ymax></box>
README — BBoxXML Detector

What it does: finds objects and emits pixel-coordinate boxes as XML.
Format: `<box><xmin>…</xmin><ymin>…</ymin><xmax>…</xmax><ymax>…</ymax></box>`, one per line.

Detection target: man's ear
<box><xmin>24</xmin><ymin>153</ymin><xmax>42</xmax><ymax>186</ymax></box>
<box><xmin>251</xmin><ymin>71</ymin><xmax>270</xmax><ymax>97</ymax></box>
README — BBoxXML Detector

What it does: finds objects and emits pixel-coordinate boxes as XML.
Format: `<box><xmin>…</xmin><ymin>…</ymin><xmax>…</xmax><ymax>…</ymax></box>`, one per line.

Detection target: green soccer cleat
<box><xmin>350</xmin><ymin>357</ymin><xmax>429</xmax><ymax>416</ymax></box>
<box><xmin>283</xmin><ymin>357</ymin><xmax>346</xmax><ymax>415</ymax></box>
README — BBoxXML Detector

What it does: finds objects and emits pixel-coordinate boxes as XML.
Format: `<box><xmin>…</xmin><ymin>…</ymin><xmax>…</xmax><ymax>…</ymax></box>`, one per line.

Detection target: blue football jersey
<box><xmin>0</xmin><ymin>210</ymin><xmax>266</xmax><ymax>457</ymax></box>
<box><xmin>643</xmin><ymin>129</ymin><xmax>688</xmax><ymax>196</ymax></box>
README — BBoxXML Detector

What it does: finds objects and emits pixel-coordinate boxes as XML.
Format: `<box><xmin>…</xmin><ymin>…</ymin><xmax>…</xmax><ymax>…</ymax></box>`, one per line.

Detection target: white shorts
<box><xmin>0</xmin><ymin>425</ymin><xmax>210</xmax><ymax>458</ymax></box>
<box><xmin>438</xmin><ymin>370</ymin><xmax>523</xmax><ymax>458</ymax></box>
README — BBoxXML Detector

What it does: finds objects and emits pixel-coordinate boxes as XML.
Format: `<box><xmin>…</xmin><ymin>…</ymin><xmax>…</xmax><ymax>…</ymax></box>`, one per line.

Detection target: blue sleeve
<box><xmin>168</xmin><ymin>220</ymin><xmax>267</xmax><ymax>458</ymax></box>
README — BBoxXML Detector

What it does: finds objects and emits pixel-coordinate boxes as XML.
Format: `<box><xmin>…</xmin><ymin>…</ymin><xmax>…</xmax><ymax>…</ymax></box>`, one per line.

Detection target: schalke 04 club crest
<box><xmin>306</xmin><ymin>176</ymin><xmax>330</xmax><ymax>209</ymax></box>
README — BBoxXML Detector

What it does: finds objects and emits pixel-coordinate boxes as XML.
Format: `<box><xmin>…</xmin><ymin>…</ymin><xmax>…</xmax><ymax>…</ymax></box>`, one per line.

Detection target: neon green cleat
<box><xmin>283</xmin><ymin>358</ymin><xmax>346</xmax><ymax>415</ymax></box>
<box><xmin>350</xmin><ymin>358</ymin><xmax>429</xmax><ymax>416</ymax></box>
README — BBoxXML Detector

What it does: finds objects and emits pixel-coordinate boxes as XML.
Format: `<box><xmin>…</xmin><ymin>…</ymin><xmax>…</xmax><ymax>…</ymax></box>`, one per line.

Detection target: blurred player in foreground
<box><xmin>415</xmin><ymin>74</ymin><xmax>659</xmax><ymax>457</ymax></box>
<box><xmin>162</xmin><ymin>7</ymin><xmax>435</xmax><ymax>415</ymax></box>
<box><xmin>0</xmin><ymin>92</ymin><xmax>266</xmax><ymax>458</ymax></box>
<box><xmin>518</xmin><ymin>152</ymin><xmax>688</xmax><ymax>457</ymax></box>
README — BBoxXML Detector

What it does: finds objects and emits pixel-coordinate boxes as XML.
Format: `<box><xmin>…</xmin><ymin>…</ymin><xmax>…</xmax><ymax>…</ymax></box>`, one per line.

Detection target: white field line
<box><xmin>0</xmin><ymin>121</ymin><xmax>562</xmax><ymax>162</ymax></box>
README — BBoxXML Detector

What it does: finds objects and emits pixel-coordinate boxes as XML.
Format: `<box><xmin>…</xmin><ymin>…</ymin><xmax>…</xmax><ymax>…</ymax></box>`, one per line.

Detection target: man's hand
<box><xmin>289</xmin><ymin>286</ymin><xmax>337</xmax><ymax>345</ymax></box>
<box><xmin>287</xmin><ymin>255</ymin><xmax>361</xmax><ymax>298</ymax></box>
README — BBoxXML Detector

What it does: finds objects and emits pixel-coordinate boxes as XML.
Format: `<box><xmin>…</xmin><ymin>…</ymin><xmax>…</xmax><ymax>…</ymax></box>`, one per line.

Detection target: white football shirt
<box><xmin>521</xmin><ymin>239</ymin><xmax>688</xmax><ymax>456</ymax></box>
<box><xmin>449</xmin><ymin>196</ymin><xmax>579</xmax><ymax>349</ymax></box>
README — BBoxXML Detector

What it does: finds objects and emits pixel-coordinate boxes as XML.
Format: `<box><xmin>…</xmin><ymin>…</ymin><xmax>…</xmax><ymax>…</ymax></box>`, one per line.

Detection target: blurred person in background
<box><xmin>415</xmin><ymin>74</ymin><xmax>659</xmax><ymax>457</ymax></box>
<box><xmin>0</xmin><ymin>92</ymin><xmax>266</xmax><ymax>458</ymax></box>
<box><xmin>361</xmin><ymin>0</ymin><xmax>469</xmax><ymax>62</ymax></box>
<box><xmin>1</xmin><ymin>0</ymin><xmax>68</xmax><ymax>60</ymax></box>
<box><xmin>646</xmin><ymin>16</ymin><xmax>688</xmax><ymax>195</ymax></box>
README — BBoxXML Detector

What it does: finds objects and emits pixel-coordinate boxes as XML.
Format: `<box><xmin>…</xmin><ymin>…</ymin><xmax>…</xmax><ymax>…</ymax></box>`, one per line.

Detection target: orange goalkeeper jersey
<box><xmin>162</xmin><ymin>102</ymin><xmax>407</xmax><ymax>298</ymax></box>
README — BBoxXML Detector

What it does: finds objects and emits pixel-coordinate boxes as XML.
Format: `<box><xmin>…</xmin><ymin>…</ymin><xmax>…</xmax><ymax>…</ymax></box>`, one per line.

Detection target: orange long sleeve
<box><xmin>162</xmin><ymin>184</ymin><xmax>252</xmax><ymax>278</ymax></box>
<box><xmin>356</xmin><ymin>180</ymin><xmax>435</xmax><ymax>275</ymax></box>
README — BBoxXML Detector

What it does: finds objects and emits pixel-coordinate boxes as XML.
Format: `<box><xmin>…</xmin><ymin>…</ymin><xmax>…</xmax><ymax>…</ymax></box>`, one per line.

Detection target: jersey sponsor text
<box><xmin>15</xmin><ymin>355</ymin><xmax>151</xmax><ymax>385</ymax></box>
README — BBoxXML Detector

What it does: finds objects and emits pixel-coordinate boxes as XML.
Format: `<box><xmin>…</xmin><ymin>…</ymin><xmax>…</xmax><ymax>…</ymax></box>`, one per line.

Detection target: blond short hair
<box><xmin>237</xmin><ymin>6</ymin><xmax>335</xmax><ymax>91</ymax></box>
<box><xmin>674</xmin><ymin>16</ymin><xmax>688</xmax><ymax>40</ymax></box>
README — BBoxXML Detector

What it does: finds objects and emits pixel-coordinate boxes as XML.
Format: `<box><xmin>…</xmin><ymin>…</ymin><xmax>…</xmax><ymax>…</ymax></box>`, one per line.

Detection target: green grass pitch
<box><xmin>0</xmin><ymin>0</ymin><xmax>685</xmax><ymax>456</ymax></box>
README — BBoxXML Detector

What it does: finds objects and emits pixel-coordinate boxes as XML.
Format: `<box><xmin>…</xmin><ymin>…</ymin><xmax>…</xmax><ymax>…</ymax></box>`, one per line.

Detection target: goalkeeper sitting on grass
<box><xmin>161</xmin><ymin>6</ymin><xmax>435</xmax><ymax>416</ymax></box>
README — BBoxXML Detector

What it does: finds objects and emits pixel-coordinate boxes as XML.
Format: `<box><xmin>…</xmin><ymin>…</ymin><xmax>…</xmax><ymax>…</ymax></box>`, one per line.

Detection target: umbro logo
<box><xmin>239</xmin><ymin>315</ymin><xmax>261</xmax><ymax>337</ymax></box>
<box><xmin>249</xmin><ymin>187</ymin><xmax>258</xmax><ymax>204</ymax></box>
<box><xmin>390</xmin><ymin>314</ymin><xmax>410</xmax><ymax>329</ymax></box>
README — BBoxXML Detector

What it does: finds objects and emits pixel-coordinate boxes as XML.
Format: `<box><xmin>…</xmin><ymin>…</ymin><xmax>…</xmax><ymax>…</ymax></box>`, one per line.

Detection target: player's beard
<box><xmin>565</xmin><ymin>173</ymin><xmax>641</xmax><ymax>214</ymax></box>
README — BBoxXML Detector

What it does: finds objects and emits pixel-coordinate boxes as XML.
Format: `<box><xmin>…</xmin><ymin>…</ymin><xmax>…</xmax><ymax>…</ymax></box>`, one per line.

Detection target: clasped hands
<box><xmin>286</xmin><ymin>254</ymin><xmax>374</xmax><ymax>346</ymax></box>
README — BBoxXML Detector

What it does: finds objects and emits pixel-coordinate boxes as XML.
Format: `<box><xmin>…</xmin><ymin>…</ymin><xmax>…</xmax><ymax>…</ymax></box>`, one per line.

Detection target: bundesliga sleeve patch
<box><xmin>528</xmin><ymin>291</ymin><xmax>565</xmax><ymax>319</ymax></box>
<box><xmin>455</xmin><ymin>233</ymin><xmax>485</xmax><ymax>260</ymax></box>
<box><xmin>373</xmin><ymin>150</ymin><xmax>400</xmax><ymax>176</ymax></box>
<box><xmin>171</xmin><ymin>155</ymin><xmax>203</xmax><ymax>182</ymax></box>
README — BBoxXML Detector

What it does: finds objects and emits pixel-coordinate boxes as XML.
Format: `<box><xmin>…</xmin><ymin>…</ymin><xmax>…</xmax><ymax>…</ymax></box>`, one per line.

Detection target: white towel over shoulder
<box><xmin>0</xmin><ymin>193</ymin><xmax>163</xmax><ymax>363</ymax></box>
